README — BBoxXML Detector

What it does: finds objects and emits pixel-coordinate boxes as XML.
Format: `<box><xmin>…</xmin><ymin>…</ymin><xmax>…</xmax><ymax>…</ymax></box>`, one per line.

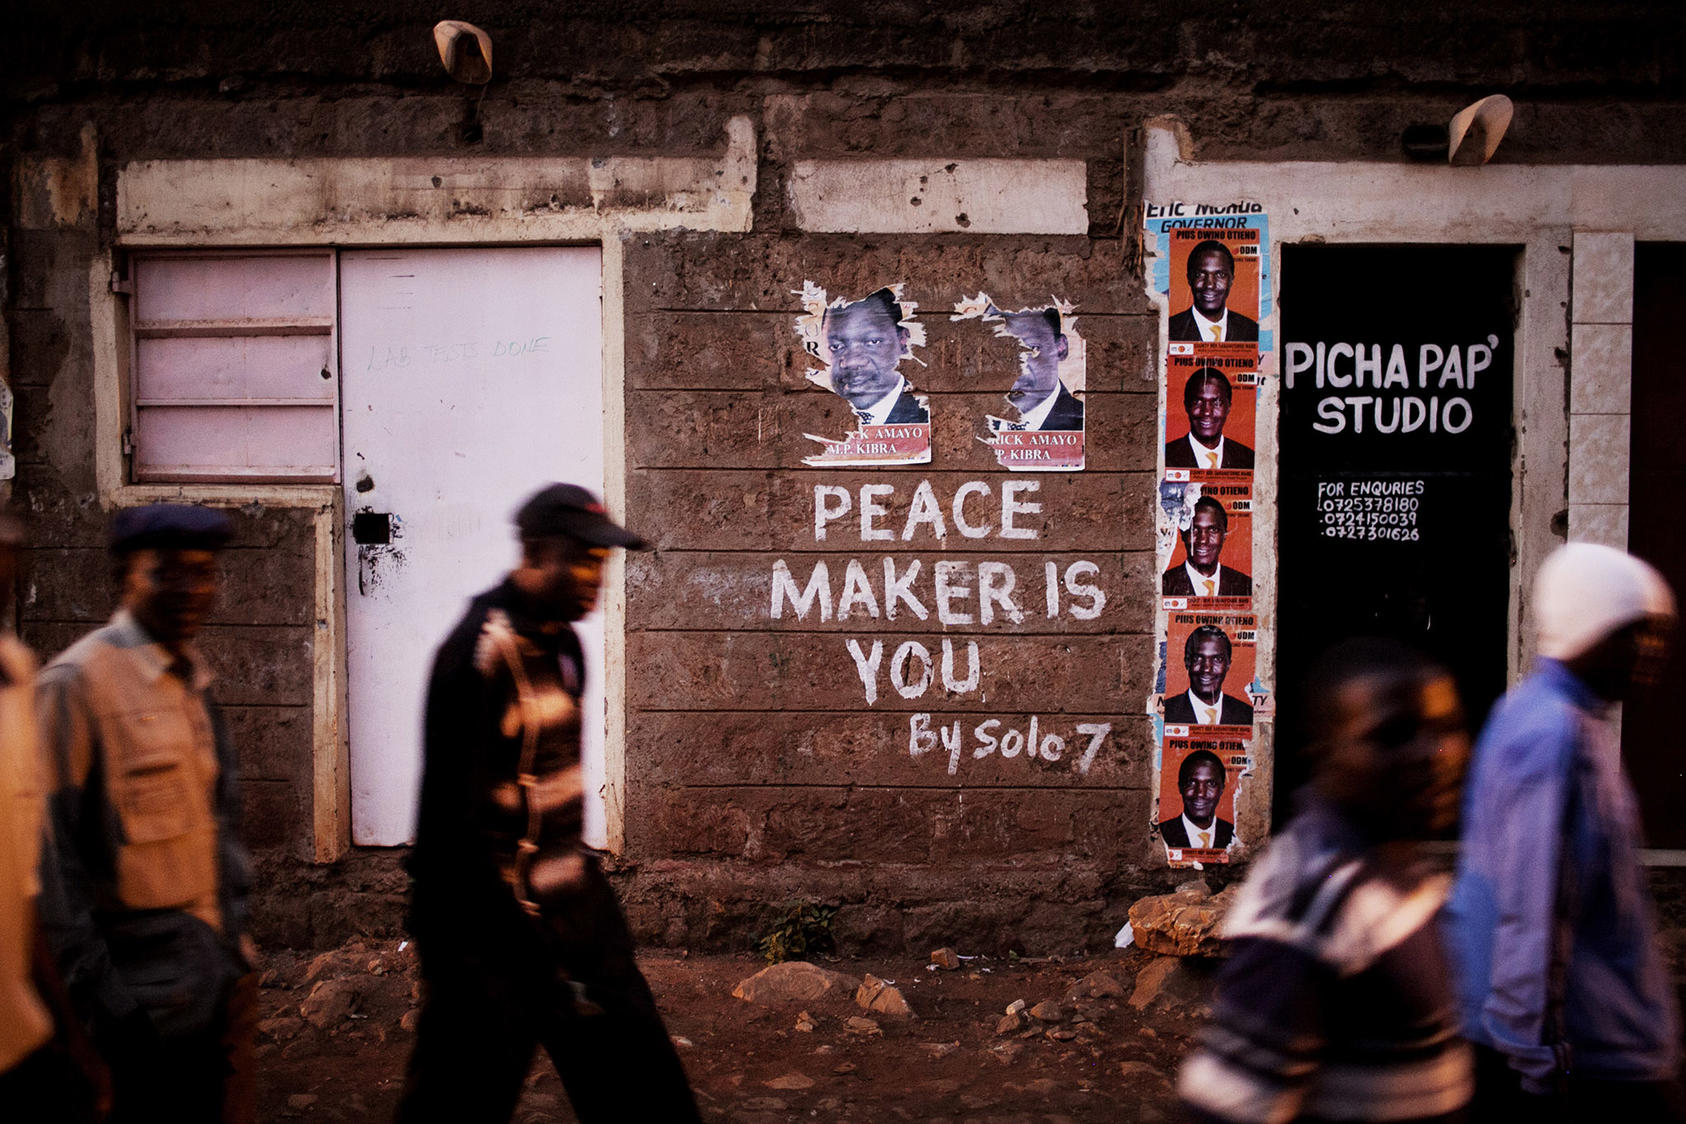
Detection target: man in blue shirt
<box><xmin>1446</xmin><ymin>542</ymin><xmax>1685</xmax><ymax>1117</ymax></box>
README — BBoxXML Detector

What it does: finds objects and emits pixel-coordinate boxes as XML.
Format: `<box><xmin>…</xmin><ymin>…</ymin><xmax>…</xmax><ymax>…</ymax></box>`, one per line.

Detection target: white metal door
<box><xmin>339</xmin><ymin>247</ymin><xmax>606</xmax><ymax>846</ymax></box>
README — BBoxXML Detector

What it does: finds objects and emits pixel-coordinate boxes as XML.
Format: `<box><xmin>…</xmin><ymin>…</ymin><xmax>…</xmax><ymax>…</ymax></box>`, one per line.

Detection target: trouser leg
<box><xmin>1568</xmin><ymin>1075</ymin><xmax>1686</xmax><ymax>1122</ymax></box>
<box><xmin>219</xmin><ymin>971</ymin><xmax>258</xmax><ymax>1124</ymax></box>
<box><xmin>0</xmin><ymin>1045</ymin><xmax>102</xmax><ymax>1124</ymax></box>
<box><xmin>1474</xmin><ymin>1044</ymin><xmax>1686</xmax><ymax>1123</ymax></box>
<box><xmin>538</xmin><ymin>866</ymin><xmax>700</xmax><ymax>1123</ymax></box>
<box><xmin>394</xmin><ymin>949</ymin><xmax>538</xmax><ymax>1124</ymax></box>
<box><xmin>108</xmin><ymin>1023</ymin><xmax>228</xmax><ymax>1124</ymax></box>
<box><xmin>539</xmin><ymin>979</ymin><xmax>700</xmax><ymax>1123</ymax></box>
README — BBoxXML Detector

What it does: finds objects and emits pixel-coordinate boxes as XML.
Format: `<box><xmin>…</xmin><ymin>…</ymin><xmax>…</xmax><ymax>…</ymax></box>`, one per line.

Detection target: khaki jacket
<box><xmin>0</xmin><ymin>635</ymin><xmax>52</xmax><ymax>1070</ymax></box>
<box><xmin>35</xmin><ymin>610</ymin><xmax>249</xmax><ymax>1036</ymax></box>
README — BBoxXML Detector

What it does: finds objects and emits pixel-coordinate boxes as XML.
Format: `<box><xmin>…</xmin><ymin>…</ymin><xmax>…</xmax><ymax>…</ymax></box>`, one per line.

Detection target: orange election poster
<box><xmin>1163</xmin><ymin>351</ymin><xmax>1256</xmax><ymax>483</ymax></box>
<box><xmin>1158</xmin><ymin>731</ymin><xmax>1249</xmax><ymax>866</ymax></box>
<box><xmin>1162</xmin><ymin>611</ymin><xmax>1258</xmax><ymax>732</ymax></box>
<box><xmin>1161</xmin><ymin>480</ymin><xmax>1254</xmax><ymax>610</ymax></box>
<box><xmin>1165</xmin><ymin>225</ymin><xmax>1262</xmax><ymax>343</ymax></box>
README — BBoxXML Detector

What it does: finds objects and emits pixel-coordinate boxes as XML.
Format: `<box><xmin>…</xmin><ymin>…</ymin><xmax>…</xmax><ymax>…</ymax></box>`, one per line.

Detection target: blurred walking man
<box><xmin>1181</xmin><ymin>639</ymin><xmax>1473</xmax><ymax>1123</ymax></box>
<box><xmin>397</xmin><ymin>484</ymin><xmax>699</xmax><ymax>1124</ymax></box>
<box><xmin>0</xmin><ymin>512</ymin><xmax>105</xmax><ymax>1121</ymax></box>
<box><xmin>36</xmin><ymin>504</ymin><xmax>255</xmax><ymax>1123</ymax></box>
<box><xmin>1447</xmin><ymin>543</ymin><xmax>1686</xmax><ymax>1118</ymax></box>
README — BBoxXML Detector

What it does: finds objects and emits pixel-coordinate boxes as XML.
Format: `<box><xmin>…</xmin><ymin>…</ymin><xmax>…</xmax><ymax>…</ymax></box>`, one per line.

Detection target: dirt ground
<box><xmin>250</xmin><ymin>870</ymin><xmax>1686</xmax><ymax>1122</ymax></box>
<box><xmin>253</xmin><ymin>942</ymin><xmax>1217</xmax><ymax>1123</ymax></box>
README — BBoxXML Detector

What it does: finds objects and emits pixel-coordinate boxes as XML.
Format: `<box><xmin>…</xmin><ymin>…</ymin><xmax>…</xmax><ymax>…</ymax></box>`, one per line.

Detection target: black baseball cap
<box><xmin>514</xmin><ymin>484</ymin><xmax>646</xmax><ymax>550</ymax></box>
<box><xmin>110</xmin><ymin>504</ymin><xmax>233</xmax><ymax>554</ymax></box>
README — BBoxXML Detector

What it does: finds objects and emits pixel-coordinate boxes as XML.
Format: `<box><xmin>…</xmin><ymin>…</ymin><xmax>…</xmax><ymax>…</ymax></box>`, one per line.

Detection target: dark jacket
<box><xmin>1159</xmin><ymin>815</ymin><xmax>1235</xmax><ymax>849</ymax></box>
<box><xmin>1164</xmin><ymin>691</ymin><xmax>1254</xmax><ymax>726</ymax></box>
<box><xmin>1035</xmin><ymin>384</ymin><xmax>1085</xmax><ymax>431</ymax></box>
<box><xmin>1168</xmin><ymin>307</ymin><xmax>1259</xmax><ymax>342</ymax></box>
<box><xmin>1165</xmin><ymin>435</ymin><xmax>1255</xmax><ymax>470</ymax></box>
<box><xmin>1163</xmin><ymin>564</ymin><xmax>1253</xmax><ymax>597</ymax></box>
<box><xmin>880</xmin><ymin>387</ymin><xmax>929</xmax><ymax>425</ymax></box>
<box><xmin>408</xmin><ymin>580</ymin><xmax>589</xmax><ymax>940</ymax></box>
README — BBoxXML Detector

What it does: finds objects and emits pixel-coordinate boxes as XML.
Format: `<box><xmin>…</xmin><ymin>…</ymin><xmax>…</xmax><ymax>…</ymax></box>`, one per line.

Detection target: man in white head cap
<box><xmin>1446</xmin><ymin>543</ymin><xmax>1686</xmax><ymax>1118</ymax></box>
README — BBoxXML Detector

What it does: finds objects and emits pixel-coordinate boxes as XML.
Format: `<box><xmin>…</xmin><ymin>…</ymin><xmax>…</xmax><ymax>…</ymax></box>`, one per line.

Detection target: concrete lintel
<box><xmin>116</xmin><ymin>116</ymin><xmax>757</xmax><ymax>243</ymax></box>
<box><xmin>787</xmin><ymin>158</ymin><xmax>1088</xmax><ymax>234</ymax></box>
<box><xmin>1144</xmin><ymin>124</ymin><xmax>1686</xmax><ymax>243</ymax></box>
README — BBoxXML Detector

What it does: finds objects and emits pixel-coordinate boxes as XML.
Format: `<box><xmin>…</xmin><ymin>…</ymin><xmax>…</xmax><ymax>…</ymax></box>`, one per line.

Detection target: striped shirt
<box><xmin>409</xmin><ymin>580</ymin><xmax>590</xmax><ymax>929</ymax></box>
<box><xmin>1180</xmin><ymin>802</ymin><xmax>1473</xmax><ymax>1123</ymax></box>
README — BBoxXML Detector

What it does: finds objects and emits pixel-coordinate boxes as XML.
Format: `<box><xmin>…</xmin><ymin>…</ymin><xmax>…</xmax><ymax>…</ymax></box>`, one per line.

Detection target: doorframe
<box><xmin>92</xmin><ymin>120</ymin><xmax>758</xmax><ymax>860</ymax></box>
<box><xmin>1143</xmin><ymin>118</ymin><xmax>1686</xmax><ymax>856</ymax></box>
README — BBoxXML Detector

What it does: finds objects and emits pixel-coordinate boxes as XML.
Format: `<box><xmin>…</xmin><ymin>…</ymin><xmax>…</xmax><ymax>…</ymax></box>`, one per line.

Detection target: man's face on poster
<box><xmin>1186</xmin><ymin>505</ymin><xmax>1227</xmax><ymax>573</ymax></box>
<box><xmin>1186</xmin><ymin>634</ymin><xmax>1231</xmax><ymax>700</ymax></box>
<box><xmin>1180</xmin><ymin>760</ymin><xmax>1225</xmax><ymax>825</ymax></box>
<box><xmin>1187</xmin><ymin>378</ymin><xmax>1231</xmax><ymax>445</ymax></box>
<box><xmin>1003</xmin><ymin>311</ymin><xmax>1068</xmax><ymax>409</ymax></box>
<box><xmin>1188</xmin><ymin>247</ymin><xmax>1233</xmax><ymax>318</ymax></box>
<box><xmin>824</xmin><ymin>301</ymin><xmax>907</xmax><ymax>410</ymax></box>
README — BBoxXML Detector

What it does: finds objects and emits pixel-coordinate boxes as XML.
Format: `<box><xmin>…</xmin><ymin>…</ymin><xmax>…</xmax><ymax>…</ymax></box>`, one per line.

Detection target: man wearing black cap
<box><xmin>397</xmin><ymin>483</ymin><xmax>699</xmax><ymax>1124</ymax></box>
<box><xmin>34</xmin><ymin>504</ymin><xmax>255</xmax><ymax>1124</ymax></box>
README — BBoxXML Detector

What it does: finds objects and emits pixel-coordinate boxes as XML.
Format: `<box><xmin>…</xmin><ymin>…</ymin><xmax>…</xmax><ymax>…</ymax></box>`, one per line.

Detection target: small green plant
<box><xmin>757</xmin><ymin>901</ymin><xmax>839</xmax><ymax>964</ymax></box>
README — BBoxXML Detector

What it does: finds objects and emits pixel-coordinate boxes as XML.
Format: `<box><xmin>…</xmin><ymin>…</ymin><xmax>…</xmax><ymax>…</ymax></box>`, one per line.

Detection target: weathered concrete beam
<box><xmin>116</xmin><ymin>116</ymin><xmax>758</xmax><ymax>243</ymax></box>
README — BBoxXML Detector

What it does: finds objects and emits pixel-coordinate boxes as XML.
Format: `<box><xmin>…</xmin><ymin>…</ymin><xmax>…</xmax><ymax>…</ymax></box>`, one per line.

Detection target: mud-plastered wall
<box><xmin>617</xmin><ymin>232</ymin><xmax>1166</xmax><ymax>950</ymax></box>
<box><xmin>5</xmin><ymin>0</ymin><xmax>1685</xmax><ymax>952</ymax></box>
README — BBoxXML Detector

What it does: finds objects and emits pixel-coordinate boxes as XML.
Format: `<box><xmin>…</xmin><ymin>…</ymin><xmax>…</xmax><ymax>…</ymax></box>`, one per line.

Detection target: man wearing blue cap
<box><xmin>397</xmin><ymin>483</ymin><xmax>699</xmax><ymax>1123</ymax></box>
<box><xmin>34</xmin><ymin>504</ymin><xmax>255</xmax><ymax>1124</ymax></box>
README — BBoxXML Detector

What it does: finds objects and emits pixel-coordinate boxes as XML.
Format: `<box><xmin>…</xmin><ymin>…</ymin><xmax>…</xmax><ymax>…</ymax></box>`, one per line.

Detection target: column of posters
<box><xmin>1146</xmin><ymin>210</ymin><xmax>1269</xmax><ymax>867</ymax></box>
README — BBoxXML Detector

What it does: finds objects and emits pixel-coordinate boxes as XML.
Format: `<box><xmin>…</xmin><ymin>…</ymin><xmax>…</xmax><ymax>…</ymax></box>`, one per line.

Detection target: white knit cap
<box><xmin>1534</xmin><ymin>543</ymin><xmax>1676</xmax><ymax>660</ymax></box>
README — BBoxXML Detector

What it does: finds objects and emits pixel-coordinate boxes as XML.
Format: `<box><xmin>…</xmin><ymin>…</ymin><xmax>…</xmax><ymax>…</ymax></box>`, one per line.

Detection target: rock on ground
<box><xmin>763</xmin><ymin>1073</ymin><xmax>815</xmax><ymax>1090</ymax></box>
<box><xmin>1066</xmin><ymin>970</ymin><xmax>1127</xmax><ymax>1000</ymax></box>
<box><xmin>1129</xmin><ymin>958</ymin><xmax>1182</xmax><ymax>1010</ymax></box>
<box><xmin>299</xmin><ymin>978</ymin><xmax>362</xmax><ymax>1030</ymax></box>
<box><xmin>1127</xmin><ymin>884</ymin><xmax>1238</xmax><ymax>957</ymax></box>
<box><xmin>856</xmin><ymin>973</ymin><xmax>915</xmax><ymax>1019</ymax></box>
<box><xmin>732</xmin><ymin>961</ymin><xmax>860</xmax><ymax>1005</ymax></box>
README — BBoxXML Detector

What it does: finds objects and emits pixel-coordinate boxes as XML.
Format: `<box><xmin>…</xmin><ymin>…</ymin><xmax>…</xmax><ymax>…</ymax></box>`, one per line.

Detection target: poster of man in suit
<box><xmin>952</xmin><ymin>294</ymin><xmax>1086</xmax><ymax>472</ymax></box>
<box><xmin>1165</xmin><ymin>227</ymin><xmax>1262</xmax><ymax>345</ymax></box>
<box><xmin>1164</xmin><ymin>354</ymin><xmax>1256</xmax><ymax>482</ymax></box>
<box><xmin>796</xmin><ymin>282</ymin><xmax>933</xmax><ymax>466</ymax></box>
<box><xmin>1157</xmin><ymin>738</ymin><xmax>1249</xmax><ymax>865</ymax></box>
<box><xmin>1161</xmin><ymin>486</ymin><xmax>1253</xmax><ymax>608</ymax></box>
<box><xmin>1162</xmin><ymin>614</ymin><xmax>1258</xmax><ymax>730</ymax></box>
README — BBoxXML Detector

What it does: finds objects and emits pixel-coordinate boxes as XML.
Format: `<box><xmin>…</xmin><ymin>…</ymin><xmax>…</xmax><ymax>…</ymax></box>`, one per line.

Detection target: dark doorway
<box><xmin>1627</xmin><ymin>243</ymin><xmax>1686</xmax><ymax>848</ymax></box>
<box><xmin>1276</xmin><ymin>245</ymin><xmax>1518</xmax><ymax>821</ymax></box>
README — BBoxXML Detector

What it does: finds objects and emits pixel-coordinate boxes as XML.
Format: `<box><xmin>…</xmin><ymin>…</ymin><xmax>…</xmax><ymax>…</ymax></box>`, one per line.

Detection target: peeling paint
<box><xmin>14</xmin><ymin>122</ymin><xmax>98</xmax><ymax>230</ymax></box>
